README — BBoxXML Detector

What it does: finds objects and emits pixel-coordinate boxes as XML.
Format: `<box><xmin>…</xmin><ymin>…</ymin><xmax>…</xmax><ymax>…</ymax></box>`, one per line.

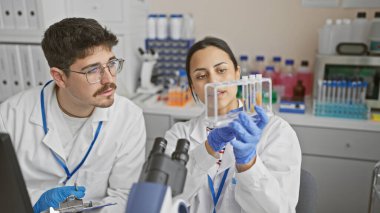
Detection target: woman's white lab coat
<box><xmin>165</xmin><ymin>113</ymin><xmax>301</xmax><ymax>213</ymax></box>
<box><xmin>0</xmin><ymin>83</ymin><xmax>146</xmax><ymax>213</ymax></box>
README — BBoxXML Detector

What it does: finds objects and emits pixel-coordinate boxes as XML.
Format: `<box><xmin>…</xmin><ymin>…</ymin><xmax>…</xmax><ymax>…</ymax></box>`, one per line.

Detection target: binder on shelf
<box><xmin>0</xmin><ymin>0</ymin><xmax>16</xmax><ymax>29</ymax></box>
<box><xmin>5</xmin><ymin>44</ymin><xmax>24</xmax><ymax>94</ymax></box>
<box><xmin>0</xmin><ymin>45</ymin><xmax>13</xmax><ymax>102</ymax></box>
<box><xmin>30</xmin><ymin>45</ymin><xmax>51</xmax><ymax>86</ymax></box>
<box><xmin>25</xmin><ymin>0</ymin><xmax>39</xmax><ymax>29</ymax></box>
<box><xmin>18</xmin><ymin>45</ymin><xmax>36</xmax><ymax>89</ymax></box>
<box><xmin>13</xmin><ymin>0</ymin><xmax>28</xmax><ymax>29</ymax></box>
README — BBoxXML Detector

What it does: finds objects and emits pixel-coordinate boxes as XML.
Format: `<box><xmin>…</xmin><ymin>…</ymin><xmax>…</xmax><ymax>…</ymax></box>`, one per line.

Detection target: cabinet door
<box><xmin>302</xmin><ymin>155</ymin><xmax>375</xmax><ymax>213</ymax></box>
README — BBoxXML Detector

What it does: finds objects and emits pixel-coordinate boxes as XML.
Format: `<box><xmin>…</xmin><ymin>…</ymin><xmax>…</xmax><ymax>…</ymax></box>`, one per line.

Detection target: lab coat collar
<box><xmin>29</xmin><ymin>82</ymin><xmax>112</xmax><ymax>161</ymax></box>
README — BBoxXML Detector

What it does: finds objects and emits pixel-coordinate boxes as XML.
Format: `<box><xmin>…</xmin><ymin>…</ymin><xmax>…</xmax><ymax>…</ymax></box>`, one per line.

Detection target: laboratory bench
<box><xmin>133</xmin><ymin>96</ymin><xmax>380</xmax><ymax>213</ymax></box>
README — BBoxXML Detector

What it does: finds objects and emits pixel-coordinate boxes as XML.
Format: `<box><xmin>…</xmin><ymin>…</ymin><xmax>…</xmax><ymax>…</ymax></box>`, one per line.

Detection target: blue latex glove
<box><xmin>207</xmin><ymin>126</ymin><xmax>235</xmax><ymax>152</ymax></box>
<box><xmin>33</xmin><ymin>186</ymin><xmax>86</xmax><ymax>213</ymax></box>
<box><xmin>229</xmin><ymin>106</ymin><xmax>269</xmax><ymax>164</ymax></box>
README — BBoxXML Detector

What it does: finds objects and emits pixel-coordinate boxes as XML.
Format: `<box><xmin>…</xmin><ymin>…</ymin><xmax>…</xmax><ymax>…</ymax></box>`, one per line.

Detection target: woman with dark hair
<box><xmin>164</xmin><ymin>37</ymin><xmax>301</xmax><ymax>213</ymax></box>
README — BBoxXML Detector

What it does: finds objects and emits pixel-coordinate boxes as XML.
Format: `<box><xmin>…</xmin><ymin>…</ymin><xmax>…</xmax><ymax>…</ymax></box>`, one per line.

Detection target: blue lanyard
<box><xmin>40</xmin><ymin>80</ymin><xmax>103</xmax><ymax>184</ymax></box>
<box><xmin>208</xmin><ymin>168</ymin><xmax>230</xmax><ymax>213</ymax></box>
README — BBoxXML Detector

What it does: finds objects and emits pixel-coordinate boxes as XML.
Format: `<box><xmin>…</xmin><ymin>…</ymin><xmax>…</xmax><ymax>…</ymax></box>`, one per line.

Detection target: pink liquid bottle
<box><xmin>296</xmin><ymin>60</ymin><xmax>313</xmax><ymax>97</ymax></box>
<box><xmin>271</xmin><ymin>56</ymin><xmax>282</xmax><ymax>85</ymax></box>
<box><xmin>280</xmin><ymin>59</ymin><xmax>297</xmax><ymax>99</ymax></box>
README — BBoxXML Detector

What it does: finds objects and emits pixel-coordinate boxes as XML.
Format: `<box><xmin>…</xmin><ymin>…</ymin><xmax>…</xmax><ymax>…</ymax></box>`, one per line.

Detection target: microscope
<box><xmin>126</xmin><ymin>137</ymin><xmax>190</xmax><ymax>213</ymax></box>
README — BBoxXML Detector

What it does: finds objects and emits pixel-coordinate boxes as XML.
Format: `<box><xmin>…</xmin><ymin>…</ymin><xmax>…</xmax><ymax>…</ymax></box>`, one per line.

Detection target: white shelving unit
<box><xmin>0</xmin><ymin>0</ymin><xmax>148</xmax><ymax>99</ymax></box>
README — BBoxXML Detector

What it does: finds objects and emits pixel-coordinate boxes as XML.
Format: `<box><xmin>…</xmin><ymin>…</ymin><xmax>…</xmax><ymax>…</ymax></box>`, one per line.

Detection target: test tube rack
<box><xmin>205</xmin><ymin>75</ymin><xmax>273</xmax><ymax>128</ymax></box>
<box><xmin>313</xmin><ymin>102</ymin><xmax>369</xmax><ymax>120</ymax></box>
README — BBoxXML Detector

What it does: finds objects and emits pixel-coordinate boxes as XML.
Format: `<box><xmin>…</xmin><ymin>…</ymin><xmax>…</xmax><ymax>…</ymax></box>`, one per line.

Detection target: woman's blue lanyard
<box><xmin>40</xmin><ymin>80</ymin><xmax>103</xmax><ymax>184</ymax></box>
<box><xmin>208</xmin><ymin>168</ymin><xmax>230</xmax><ymax>213</ymax></box>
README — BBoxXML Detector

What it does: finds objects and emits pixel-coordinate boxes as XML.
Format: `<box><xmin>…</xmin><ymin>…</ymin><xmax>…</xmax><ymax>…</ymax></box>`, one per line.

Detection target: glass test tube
<box><xmin>322</xmin><ymin>80</ymin><xmax>327</xmax><ymax>103</ymax></box>
<box><xmin>336</xmin><ymin>81</ymin><xmax>341</xmax><ymax>103</ymax></box>
<box><xmin>331</xmin><ymin>80</ymin><xmax>337</xmax><ymax>104</ymax></box>
<box><xmin>242</xmin><ymin>76</ymin><xmax>249</xmax><ymax>112</ymax></box>
<box><xmin>352</xmin><ymin>82</ymin><xmax>358</xmax><ymax>104</ymax></box>
<box><xmin>341</xmin><ymin>80</ymin><xmax>347</xmax><ymax>104</ymax></box>
<box><xmin>347</xmin><ymin>81</ymin><xmax>352</xmax><ymax>104</ymax></box>
<box><xmin>255</xmin><ymin>74</ymin><xmax>263</xmax><ymax>107</ymax></box>
<box><xmin>361</xmin><ymin>81</ymin><xmax>368</xmax><ymax>104</ymax></box>
<box><xmin>249</xmin><ymin>75</ymin><xmax>256</xmax><ymax>113</ymax></box>
<box><xmin>327</xmin><ymin>80</ymin><xmax>332</xmax><ymax>103</ymax></box>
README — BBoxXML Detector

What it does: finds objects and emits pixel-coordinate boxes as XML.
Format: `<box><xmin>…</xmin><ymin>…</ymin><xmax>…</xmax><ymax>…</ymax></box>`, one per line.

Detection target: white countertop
<box><xmin>132</xmin><ymin>95</ymin><xmax>380</xmax><ymax>132</ymax></box>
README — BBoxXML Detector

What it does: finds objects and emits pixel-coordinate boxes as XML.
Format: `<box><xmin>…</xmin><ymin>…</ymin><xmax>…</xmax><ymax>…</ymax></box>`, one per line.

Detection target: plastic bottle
<box><xmin>272</xmin><ymin>56</ymin><xmax>282</xmax><ymax>73</ymax></box>
<box><xmin>181</xmin><ymin>13</ymin><xmax>194</xmax><ymax>39</ymax></box>
<box><xmin>271</xmin><ymin>56</ymin><xmax>281</xmax><ymax>86</ymax></box>
<box><xmin>239</xmin><ymin>55</ymin><xmax>250</xmax><ymax>77</ymax></box>
<box><xmin>296</xmin><ymin>60</ymin><xmax>313</xmax><ymax>97</ymax></box>
<box><xmin>341</xmin><ymin>19</ymin><xmax>352</xmax><ymax>43</ymax></box>
<box><xmin>330</xmin><ymin>19</ymin><xmax>343</xmax><ymax>54</ymax></box>
<box><xmin>147</xmin><ymin>14</ymin><xmax>157</xmax><ymax>39</ymax></box>
<box><xmin>369</xmin><ymin>12</ymin><xmax>380</xmax><ymax>54</ymax></box>
<box><xmin>157</xmin><ymin>14</ymin><xmax>168</xmax><ymax>40</ymax></box>
<box><xmin>169</xmin><ymin>14</ymin><xmax>183</xmax><ymax>40</ymax></box>
<box><xmin>280</xmin><ymin>59</ymin><xmax>297</xmax><ymax>99</ymax></box>
<box><xmin>318</xmin><ymin>19</ymin><xmax>334</xmax><ymax>55</ymax></box>
<box><xmin>252</xmin><ymin>55</ymin><xmax>265</xmax><ymax>74</ymax></box>
<box><xmin>351</xmin><ymin>12</ymin><xmax>371</xmax><ymax>44</ymax></box>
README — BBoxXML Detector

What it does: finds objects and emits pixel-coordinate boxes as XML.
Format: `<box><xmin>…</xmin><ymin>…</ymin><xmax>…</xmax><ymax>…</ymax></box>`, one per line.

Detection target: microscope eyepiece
<box><xmin>149</xmin><ymin>137</ymin><xmax>167</xmax><ymax>159</ymax></box>
<box><xmin>172</xmin><ymin>139</ymin><xmax>190</xmax><ymax>165</ymax></box>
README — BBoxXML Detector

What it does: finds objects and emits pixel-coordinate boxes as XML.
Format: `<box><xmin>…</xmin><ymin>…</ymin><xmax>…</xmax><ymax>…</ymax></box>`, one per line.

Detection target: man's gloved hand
<box><xmin>33</xmin><ymin>186</ymin><xmax>86</xmax><ymax>213</ymax></box>
<box><xmin>229</xmin><ymin>106</ymin><xmax>269</xmax><ymax>165</ymax></box>
<box><xmin>207</xmin><ymin>126</ymin><xmax>235</xmax><ymax>152</ymax></box>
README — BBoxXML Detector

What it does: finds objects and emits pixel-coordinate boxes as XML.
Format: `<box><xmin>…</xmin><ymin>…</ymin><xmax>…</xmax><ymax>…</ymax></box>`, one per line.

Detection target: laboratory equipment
<box><xmin>42</xmin><ymin>195</ymin><xmax>116</xmax><ymax>213</ymax></box>
<box><xmin>313</xmin><ymin>55</ymin><xmax>380</xmax><ymax>110</ymax></box>
<box><xmin>146</xmin><ymin>39</ymin><xmax>194</xmax><ymax>89</ymax></box>
<box><xmin>136</xmin><ymin>48</ymin><xmax>162</xmax><ymax>94</ymax></box>
<box><xmin>368</xmin><ymin>161</ymin><xmax>380</xmax><ymax>213</ymax></box>
<box><xmin>314</xmin><ymin>79</ymin><xmax>369</xmax><ymax>119</ymax></box>
<box><xmin>126</xmin><ymin>137</ymin><xmax>190</xmax><ymax>213</ymax></box>
<box><xmin>0</xmin><ymin>133</ymin><xmax>33</xmax><ymax>213</ymax></box>
<box><xmin>204</xmin><ymin>75</ymin><xmax>272</xmax><ymax>128</ymax></box>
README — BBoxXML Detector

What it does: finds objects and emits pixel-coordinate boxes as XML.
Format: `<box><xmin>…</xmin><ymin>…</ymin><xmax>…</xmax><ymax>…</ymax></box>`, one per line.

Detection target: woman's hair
<box><xmin>185</xmin><ymin>36</ymin><xmax>238</xmax><ymax>101</ymax></box>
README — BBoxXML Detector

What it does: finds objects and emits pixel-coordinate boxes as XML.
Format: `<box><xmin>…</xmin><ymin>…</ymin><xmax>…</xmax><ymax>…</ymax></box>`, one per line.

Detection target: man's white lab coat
<box><xmin>165</xmin><ymin>114</ymin><xmax>301</xmax><ymax>213</ymax></box>
<box><xmin>0</xmin><ymin>82</ymin><xmax>146</xmax><ymax>212</ymax></box>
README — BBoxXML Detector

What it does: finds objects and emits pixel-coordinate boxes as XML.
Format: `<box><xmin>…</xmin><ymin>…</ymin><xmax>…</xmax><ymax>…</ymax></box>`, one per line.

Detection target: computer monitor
<box><xmin>0</xmin><ymin>133</ymin><xmax>33</xmax><ymax>213</ymax></box>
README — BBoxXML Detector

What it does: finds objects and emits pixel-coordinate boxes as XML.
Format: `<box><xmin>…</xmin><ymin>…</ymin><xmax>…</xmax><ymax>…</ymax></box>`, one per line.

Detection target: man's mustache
<box><xmin>93</xmin><ymin>83</ymin><xmax>117</xmax><ymax>97</ymax></box>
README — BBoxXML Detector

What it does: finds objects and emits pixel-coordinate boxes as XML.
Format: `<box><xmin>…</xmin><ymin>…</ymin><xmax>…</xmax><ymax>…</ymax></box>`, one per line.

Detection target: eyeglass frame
<box><xmin>64</xmin><ymin>58</ymin><xmax>125</xmax><ymax>84</ymax></box>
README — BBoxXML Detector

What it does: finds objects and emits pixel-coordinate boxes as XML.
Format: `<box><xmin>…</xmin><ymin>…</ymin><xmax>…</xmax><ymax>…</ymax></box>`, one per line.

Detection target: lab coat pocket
<box><xmin>77</xmin><ymin>170</ymin><xmax>110</xmax><ymax>200</ymax></box>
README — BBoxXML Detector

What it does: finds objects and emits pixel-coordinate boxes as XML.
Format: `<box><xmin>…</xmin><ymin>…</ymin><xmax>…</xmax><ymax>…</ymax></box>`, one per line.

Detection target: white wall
<box><xmin>146</xmin><ymin>0</ymin><xmax>378</xmax><ymax>68</ymax></box>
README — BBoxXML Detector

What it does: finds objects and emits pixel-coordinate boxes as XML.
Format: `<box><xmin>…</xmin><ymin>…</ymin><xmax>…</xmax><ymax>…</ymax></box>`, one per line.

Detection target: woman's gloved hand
<box><xmin>229</xmin><ymin>106</ymin><xmax>269</xmax><ymax>165</ymax></box>
<box><xmin>33</xmin><ymin>186</ymin><xmax>86</xmax><ymax>213</ymax></box>
<box><xmin>207</xmin><ymin>126</ymin><xmax>235</xmax><ymax>152</ymax></box>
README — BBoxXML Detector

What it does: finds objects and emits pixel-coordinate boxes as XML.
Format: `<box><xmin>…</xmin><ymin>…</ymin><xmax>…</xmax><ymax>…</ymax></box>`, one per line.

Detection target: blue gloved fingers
<box><xmin>207</xmin><ymin>126</ymin><xmax>235</xmax><ymax>152</ymax></box>
<box><xmin>237</xmin><ymin>112</ymin><xmax>261</xmax><ymax>136</ymax></box>
<box><xmin>230</xmin><ymin>139</ymin><xmax>257</xmax><ymax>165</ymax></box>
<box><xmin>70</xmin><ymin>186</ymin><xmax>86</xmax><ymax>199</ymax></box>
<box><xmin>254</xmin><ymin>106</ymin><xmax>269</xmax><ymax>129</ymax></box>
<box><xmin>229</xmin><ymin>120</ymin><xmax>257</xmax><ymax>143</ymax></box>
<box><xmin>228</xmin><ymin>107</ymin><xmax>243</xmax><ymax>114</ymax></box>
<box><xmin>230</xmin><ymin>138</ymin><xmax>247</xmax><ymax>150</ymax></box>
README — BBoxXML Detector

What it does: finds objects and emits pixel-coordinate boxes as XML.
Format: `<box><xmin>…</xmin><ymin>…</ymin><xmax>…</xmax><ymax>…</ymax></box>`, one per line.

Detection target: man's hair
<box><xmin>41</xmin><ymin>17</ymin><xmax>118</xmax><ymax>75</ymax></box>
